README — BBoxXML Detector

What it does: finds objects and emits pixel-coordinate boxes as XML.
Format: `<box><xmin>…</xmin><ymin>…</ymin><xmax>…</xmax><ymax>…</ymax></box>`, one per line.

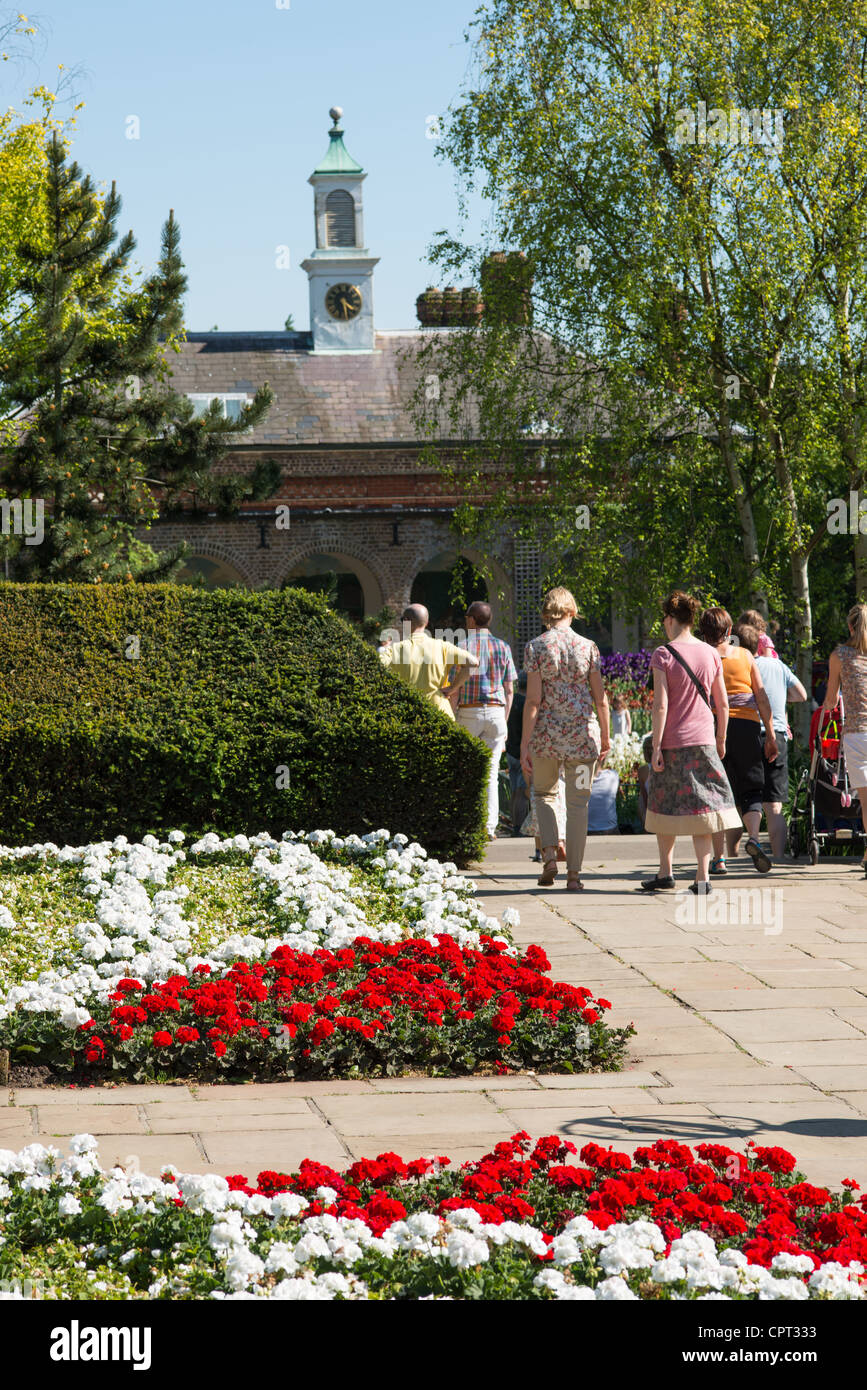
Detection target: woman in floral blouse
<box><xmin>520</xmin><ymin>587</ymin><xmax>611</xmax><ymax>890</ymax></box>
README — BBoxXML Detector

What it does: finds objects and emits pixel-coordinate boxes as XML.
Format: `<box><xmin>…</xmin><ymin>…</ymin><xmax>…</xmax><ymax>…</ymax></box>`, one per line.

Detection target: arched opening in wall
<box><xmin>175</xmin><ymin>555</ymin><xmax>247</xmax><ymax>589</ymax></box>
<box><xmin>411</xmin><ymin>553</ymin><xmax>488</xmax><ymax>629</ymax></box>
<box><xmin>283</xmin><ymin>553</ymin><xmax>365</xmax><ymax>620</ymax></box>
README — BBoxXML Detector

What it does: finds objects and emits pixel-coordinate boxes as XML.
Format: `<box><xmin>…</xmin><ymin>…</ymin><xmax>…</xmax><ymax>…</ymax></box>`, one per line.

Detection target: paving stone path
<box><xmin>2</xmin><ymin>837</ymin><xmax>866</xmax><ymax>1186</ymax></box>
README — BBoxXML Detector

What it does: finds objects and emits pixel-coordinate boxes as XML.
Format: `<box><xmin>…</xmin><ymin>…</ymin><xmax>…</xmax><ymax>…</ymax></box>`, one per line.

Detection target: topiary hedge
<box><xmin>0</xmin><ymin>584</ymin><xmax>488</xmax><ymax>861</ymax></box>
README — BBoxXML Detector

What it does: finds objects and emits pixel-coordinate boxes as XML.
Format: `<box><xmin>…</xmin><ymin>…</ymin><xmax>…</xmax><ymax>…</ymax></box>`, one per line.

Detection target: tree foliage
<box><xmin>413</xmin><ymin>0</ymin><xmax>867</xmax><ymax>691</ymax></box>
<box><xmin>0</xmin><ymin>135</ymin><xmax>278</xmax><ymax>581</ymax></box>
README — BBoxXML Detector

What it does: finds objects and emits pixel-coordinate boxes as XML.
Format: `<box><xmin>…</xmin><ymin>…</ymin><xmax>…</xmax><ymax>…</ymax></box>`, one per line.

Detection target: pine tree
<box><xmin>0</xmin><ymin>133</ymin><xmax>278</xmax><ymax>581</ymax></box>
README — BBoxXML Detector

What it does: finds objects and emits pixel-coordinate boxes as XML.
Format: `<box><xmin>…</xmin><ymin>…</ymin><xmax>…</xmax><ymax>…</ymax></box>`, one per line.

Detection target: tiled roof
<box><xmin>167</xmin><ymin>331</ymin><xmax>469</xmax><ymax>446</ymax></box>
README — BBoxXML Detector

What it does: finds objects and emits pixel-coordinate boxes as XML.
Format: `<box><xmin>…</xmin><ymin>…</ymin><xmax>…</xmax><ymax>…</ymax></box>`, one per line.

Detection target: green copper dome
<box><xmin>313</xmin><ymin>107</ymin><xmax>364</xmax><ymax>175</ymax></box>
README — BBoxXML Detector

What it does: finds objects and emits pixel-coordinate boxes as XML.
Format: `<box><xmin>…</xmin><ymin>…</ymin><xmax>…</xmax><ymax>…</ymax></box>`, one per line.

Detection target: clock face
<box><xmin>325</xmin><ymin>282</ymin><xmax>363</xmax><ymax>321</ymax></box>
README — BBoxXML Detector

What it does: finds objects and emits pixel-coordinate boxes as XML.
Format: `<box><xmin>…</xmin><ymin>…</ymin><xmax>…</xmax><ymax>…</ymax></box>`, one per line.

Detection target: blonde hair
<box><xmin>541</xmin><ymin>586</ymin><xmax>579</xmax><ymax>625</ymax></box>
<box><xmin>847</xmin><ymin>603</ymin><xmax>867</xmax><ymax>654</ymax></box>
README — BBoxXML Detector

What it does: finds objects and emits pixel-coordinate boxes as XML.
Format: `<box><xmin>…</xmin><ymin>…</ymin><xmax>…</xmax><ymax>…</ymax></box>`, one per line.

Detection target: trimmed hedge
<box><xmin>0</xmin><ymin>585</ymin><xmax>488</xmax><ymax>861</ymax></box>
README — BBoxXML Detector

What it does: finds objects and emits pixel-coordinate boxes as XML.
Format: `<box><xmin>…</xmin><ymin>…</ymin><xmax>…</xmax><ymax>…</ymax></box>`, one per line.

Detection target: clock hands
<box><xmin>326</xmin><ymin>285</ymin><xmax>361</xmax><ymax>319</ymax></box>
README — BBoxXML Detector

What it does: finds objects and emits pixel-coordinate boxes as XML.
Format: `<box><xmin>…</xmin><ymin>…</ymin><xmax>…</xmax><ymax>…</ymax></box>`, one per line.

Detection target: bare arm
<box><xmin>822</xmin><ymin>653</ymin><xmax>842</xmax><ymax>712</ymax></box>
<box><xmin>651</xmin><ymin>667</ymin><xmax>668</xmax><ymax>771</ymax></box>
<box><xmin>588</xmin><ymin>665</ymin><xmax>611</xmax><ymax>756</ymax></box>
<box><xmin>710</xmin><ymin>666</ymin><xmax>729</xmax><ymax>758</ymax></box>
<box><xmin>502</xmin><ymin>677</ymin><xmax>513</xmax><ymax>722</ymax></box>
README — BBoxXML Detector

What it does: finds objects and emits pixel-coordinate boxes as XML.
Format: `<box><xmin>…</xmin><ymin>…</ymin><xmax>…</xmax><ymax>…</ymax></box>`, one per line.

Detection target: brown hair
<box><xmin>733</xmin><ymin>622</ymin><xmax>760</xmax><ymax>654</ymax></box>
<box><xmin>541</xmin><ymin>586</ymin><xmax>579</xmax><ymax>625</ymax></box>
<box><xmin>699</xmin><ymin>606</ymin><xmax>732</xmax><ymax>645</ymax></box>
<box><xmin>738</xmin><ymin>609</ymin><xmax>767</xmax><ymax>634</ymax></box>
<box><xmin>662</xmin><ymin>590</ymin><xmax>701</xmax><ymax>626</ymax></box>
<box><xmin>847</xmin><ymin>603</ymin><xmax>867</xmax><ymax>655</ymax></box>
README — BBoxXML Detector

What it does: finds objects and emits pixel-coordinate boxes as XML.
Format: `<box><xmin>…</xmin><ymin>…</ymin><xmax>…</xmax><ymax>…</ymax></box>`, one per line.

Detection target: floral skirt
<box><xmin>645</xmin><ymin>743</ymin><xmax>742</xmax><ymax>835</ymax></box>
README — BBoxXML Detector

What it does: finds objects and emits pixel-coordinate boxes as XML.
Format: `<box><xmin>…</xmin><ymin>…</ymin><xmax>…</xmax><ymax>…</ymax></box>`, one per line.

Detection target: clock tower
<box><xmin>301</xmin><ymin>108</ymin><xmax>379</xmax><ymax>353</ymax></box>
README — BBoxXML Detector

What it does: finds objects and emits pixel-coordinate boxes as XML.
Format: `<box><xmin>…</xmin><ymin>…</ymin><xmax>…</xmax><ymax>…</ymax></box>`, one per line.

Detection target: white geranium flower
<box><xmin>595</xmin><ymin>1276</ymin><xmax>638</xmax><ymax>1300</ymax></box>
<box><xmin>771</xmin><ymin>1252</ymin><xmax>814</xmax><ymax>1276</ymax></box>
<box><xmin>446</xmin><ymin>1230</ymin><xmax>489</xmax><ymax>1269</ymax></box>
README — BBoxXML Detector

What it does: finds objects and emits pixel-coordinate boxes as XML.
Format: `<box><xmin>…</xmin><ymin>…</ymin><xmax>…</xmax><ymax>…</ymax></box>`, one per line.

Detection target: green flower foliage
<box><xmin>0</xmin><ymin>584</ymin><xmax>489</xmax><ymax>861</ymax></box>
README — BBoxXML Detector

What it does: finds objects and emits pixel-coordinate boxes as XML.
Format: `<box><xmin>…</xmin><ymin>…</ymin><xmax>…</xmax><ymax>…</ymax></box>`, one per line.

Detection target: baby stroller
<box><xmin>787</xmin><ymin>698</ymin><xmax>865</xmax><ymax>865</ymax></box>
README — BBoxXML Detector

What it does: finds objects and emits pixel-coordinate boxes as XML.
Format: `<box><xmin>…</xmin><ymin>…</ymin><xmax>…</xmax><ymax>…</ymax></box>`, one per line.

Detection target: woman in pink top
<box><xmin>640</xmin><ymin>590</ymin><xmax>741</xmax><ymax>894</ymax></box>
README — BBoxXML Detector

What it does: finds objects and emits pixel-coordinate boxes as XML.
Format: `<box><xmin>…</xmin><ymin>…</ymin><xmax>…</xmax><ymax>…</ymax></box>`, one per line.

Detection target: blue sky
<box><xmin>5</xmin><ymin>0</ymin><xmax>488</xmax><ymax>331</ymax></box>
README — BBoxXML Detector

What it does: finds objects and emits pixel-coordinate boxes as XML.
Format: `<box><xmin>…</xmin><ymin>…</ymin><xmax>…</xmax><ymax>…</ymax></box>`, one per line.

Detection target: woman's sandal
<box><xmin>565</xmin><ymin>876</ymin><xmax>583</xmax><ymax>892</ymax></box>
<box><xmin>537</xmin><ymin>853</ymin><xmax>559</xmax><ymax>887</ymax></box>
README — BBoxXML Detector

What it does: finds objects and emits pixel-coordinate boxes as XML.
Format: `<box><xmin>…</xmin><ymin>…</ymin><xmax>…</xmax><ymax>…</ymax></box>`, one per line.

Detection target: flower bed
<box><xmin>9</xmin><ymin>938</ymin><xmax>628</xmax><ymax>1081</ymax></box>
<box><xmin>1</xmin><ymin>1132</ymin><xmax>864</xmax><ymax>1300</ymax></box>
<box><xmin>0</xmin><ymin>830</ymin><xmax>632</xmax><ymax>1081</ymax></box>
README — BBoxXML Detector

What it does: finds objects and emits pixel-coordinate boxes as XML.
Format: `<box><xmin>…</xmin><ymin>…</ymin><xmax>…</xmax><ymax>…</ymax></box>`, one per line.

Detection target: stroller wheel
<box><xmin>808</xmin><ymin>839</ymin><xmax>820</xmax><ymax>866</ymax></box>
<box><xmin>787</xmin><ymin>818</ymin><xmax>802</xmax><ymax>860</ymax></box>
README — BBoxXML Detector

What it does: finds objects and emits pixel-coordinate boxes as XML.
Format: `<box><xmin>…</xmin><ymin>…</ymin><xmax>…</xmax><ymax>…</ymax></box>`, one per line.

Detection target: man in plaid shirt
<box><xmin>449</xmin><ymin>601</ymin><xmax>518</xmax><ymax>839</ymax></box>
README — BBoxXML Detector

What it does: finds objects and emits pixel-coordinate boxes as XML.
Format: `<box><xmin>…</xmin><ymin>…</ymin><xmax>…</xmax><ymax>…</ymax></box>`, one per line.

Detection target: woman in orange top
<box><xmin>699</xmin><ymin>608</ymin><xmax>777</xmax><ymax>874</ymax></box>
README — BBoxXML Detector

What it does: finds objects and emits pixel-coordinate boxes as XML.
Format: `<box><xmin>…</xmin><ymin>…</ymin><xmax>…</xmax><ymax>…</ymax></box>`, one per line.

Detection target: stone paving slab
<box><xmin>486</xmin><ymin>1087</ymin><xmax>655</xmax><ymax>1110</ymax></box>
<box><xmin>144</xmin><ymin>1107</ymin><xmax>318</xmax><ymax>1134</ymax></box>
<box><xmin>653</xmin><ymin>1084</ymin><xmax>825</xmax><ymax>1106</ymax></box>
<box><xmin>705</xmin><ymin>1101</ymin><xmax>866</xmax><ymax>1125</ymax></box>
<box><xmin>673</xmin><ymin>988</ymin><xmax>867</xmax><ymax>1011</ymax></box>
<box><xmin>197</xmin><ymin>1131</ymin><xmax>349</xmax><ymax>1172</ymax></box>
<box><xmin>749</xmin><ymin>1040</ymin><xmax>867</xmax><ymax>1067</ymax></box>
<box><xmin>703</xmin><ymin>1009</ymin><xmax>864</xmax><ymax>1043</ymax></box>
<box><xmin>49</xmin><ymin>1133</ymin><xmax>208</xmax><ymax>1171</ymax></box>
<box><xmin>630</xmin><ymin>1028</ymin><xmax>739</xmax><ymax>1056</ymax></box>
<box><xmin>192</xmin><ymin>1080</ymin><xmax>376</xmax><ymax>1099</ymax></box>
<box><xmin>836</xmin><ymin>1093</ymin><xmax>867</xmax><ymax>1114</ymax></box>
<box><xmin>36</xmin><ymin>1106</ymin><xmax>146</xmax><ymax>1135</ymax></box>
<box><xmin>791</xmin><ymin>1065</ymin><xmax>867</xmax><ymax>1090</ymax></box>
<box><xmin>313</xmin><ymin>1092</ymin><xmax>506</xmax><ymax>1137</ymax></box>
<box><xmin>366</xmin><ymin>1075</ymin><xmax>543</xmax><ymax>1092</ymax></box>
<box><xmin>9</xmin><ymin>1085</ymin><xmax>194</xmax><ymax>1106</ymax></box>
<box><xmin>645</xmin><ymin>1058</ymin><xmax>808</xmax><ymax>1084</ymax></box>
<box><xmin>535</xmin><ymin>1070</ymin><xmax>662</xmax><ymax>1089</ymax></box>
<box><xmin>0</xmin><ymin>1111</ymin><xmax>34</xmax><ymax>1138</ymax></box>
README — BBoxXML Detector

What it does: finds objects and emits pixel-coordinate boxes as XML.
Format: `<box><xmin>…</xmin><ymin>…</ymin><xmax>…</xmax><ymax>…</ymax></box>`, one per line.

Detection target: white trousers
<box><xmin>457</xmin><ymin>706</ymin><xmax>508</xmax><ymax>834</ymax></box>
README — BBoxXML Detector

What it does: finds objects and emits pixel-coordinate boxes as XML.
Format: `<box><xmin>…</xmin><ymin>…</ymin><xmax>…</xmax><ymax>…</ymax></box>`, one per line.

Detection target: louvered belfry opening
<box><xmin>325</xmin><ymin>190</ymin><xmax>357</xmax><ymax>247</ymax></box>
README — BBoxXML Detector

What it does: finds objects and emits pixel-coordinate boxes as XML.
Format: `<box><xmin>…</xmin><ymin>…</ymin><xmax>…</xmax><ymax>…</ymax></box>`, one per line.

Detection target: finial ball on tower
<box><xmin>329</xmin><ymin>106</ymin><xmax>343</xmax><ymax>125</ymax></box>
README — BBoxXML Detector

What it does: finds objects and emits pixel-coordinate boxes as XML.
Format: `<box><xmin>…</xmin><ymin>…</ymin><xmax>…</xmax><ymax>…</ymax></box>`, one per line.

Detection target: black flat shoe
<box><xmin>689</xmin><ymin>881</ymin><xmax>712</xmax><ymax>895</ymax></box>
<box><xmin>639</xmin><ymin>875</ymin><xmax>676</xmax><ymax>892</ymax></box>
<box><xmin>530</xmin><ymin>851</ymin><xmax>541</xmax><ymax>863</ymax></box>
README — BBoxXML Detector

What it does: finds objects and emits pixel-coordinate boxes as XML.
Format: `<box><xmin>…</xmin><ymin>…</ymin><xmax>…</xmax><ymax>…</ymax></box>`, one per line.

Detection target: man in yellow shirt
<box><xmin>379</xmin><ymin>604</ymin><xmax>478</xmax><ymax>720</ymax></box>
